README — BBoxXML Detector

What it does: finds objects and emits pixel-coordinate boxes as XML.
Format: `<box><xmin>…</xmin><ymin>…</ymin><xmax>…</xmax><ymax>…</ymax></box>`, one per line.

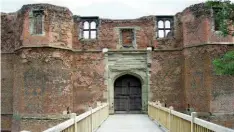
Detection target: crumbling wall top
<box><xmin>100</xmin><ymin>15</ymin><xmax>155</xmax><ymax>23</ymax></box>
<box><xmin>181</xmin><ymin>3</ymin><xmax>211</xmax><ymax>17</ymax></box>
<box><xmin>20</xmin><ymin>3</ymin><xmax>72</xmax><ymax>15</ymax></box>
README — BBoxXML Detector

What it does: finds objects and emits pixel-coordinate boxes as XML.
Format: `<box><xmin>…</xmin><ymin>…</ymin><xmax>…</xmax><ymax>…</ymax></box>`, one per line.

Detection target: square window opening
<box><xmin>121</xmin><ymin>29</ymin><xmax>134</xmax><ymax>47</ymax></box>
<box><xmin>79</xmin><ymin>17</ymin><xmax>99</xmax><ymax>40</ymax></box>
<box><xmin>156</xmin><ymin>16</ymin><xmax>174</xmax><ymax>38</ymax></box>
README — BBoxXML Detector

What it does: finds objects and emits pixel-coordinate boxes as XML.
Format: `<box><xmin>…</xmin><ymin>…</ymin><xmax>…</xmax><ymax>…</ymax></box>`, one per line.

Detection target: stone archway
<box><xmin>114</xmin><ymin>75</ymin><xmax>142</xmax><ymax>112</ymax></box>
<box><xmin>104</xmin><ymin>51</ymin><xmax>151</xmax><ymax>114</ymax></box>
<box><xmin>108</xmin><ymin>71</ymin><xmax>148</xmax><ymax>114</ymax></box>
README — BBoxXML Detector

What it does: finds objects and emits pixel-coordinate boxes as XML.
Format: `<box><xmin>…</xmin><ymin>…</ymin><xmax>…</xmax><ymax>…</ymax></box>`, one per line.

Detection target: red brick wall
<box><xmin>8</xmin><ymin>49</ymin><xmax>107</xmax><ymax>131</ymax></box>
<box><xmin>181</xmin><ymin>3</ymin><xmax>233</xmax><ymax>46</ymax></box>
<box><xmin>211</xmin><ymin>76</ymin><xmax>234</xmax><ymax>113</ymax></box>
<box><xmin>183</xmin><ymin>46</ymin><xmax>213</xmax><ymax>112</ymax></box>
<box><xmin>1</xmin><ymin>54</ymin><xmax>14</xmax><ymax>131</ymax></box>
<box><xmin>1</xmin><ymin>55</ymin><xmax>14</xmax><ymax>114</ymax></box>
<box><xmin>20</xmin><ymin>119</ymin><xmax>65</xmax><ymax>132</ymax></box>
<box><xmin>1</xmin><ymin>13</ymin><xmax>23</xmax><ymax>53</ymax></box>
<box><xmin>21</xmin><ymin>4</ymin><xmax>73</xmax><ymax>48</ymax></box>
<box><xmin>2</xmin><ymin>3</ymin><xmax>233</xmax><ymax>53</ymax></box>
<box><xmin>13</xmin><ymin>48</ymin><xmax>73</xmax><ymax>115</ymax></box>
<box><xmin>122</xmin><ymin>29</ymin><xmax>133</xmax><ymax>45</ymax></box>
<box><xmin>72</xmin><ymin>52</ymin><xmax>106</xmax><ymax>114</ymax></box>
<box><xmin>151</xmin><ymin>51</ymin><xmax>185</xmax><ymax>110</ymax></box>
<box><xmin>183</xmin><ymin>45</ymin><xmax>234</xmax><ymax>113</ymax></box>
<box><xmin>209</xmin><ymin>46</ymin><xmax>234</xmax><ymax>113</ymax></box>
<box><xmin>72</xmin><ymin>16</ymin><xmax>184</xmax><ymax>50</ymax></box>
<box><xmin>1</xmin><ymin>3</ymin><xmax>234</xmax><ymax>131</ymax></box>
<box><xmin>73</xmin><ymin>17</ymin><xmax>156</xmax><ymax>50</ymax></box>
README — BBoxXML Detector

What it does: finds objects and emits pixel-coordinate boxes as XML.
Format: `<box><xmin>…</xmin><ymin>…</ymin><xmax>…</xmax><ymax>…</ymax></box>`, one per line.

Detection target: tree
<box><xmin>213</xmin><ymin>51</ymin><xmax>234</xmax><ymax>75</ymax></box>
<box><xmin>205</xmin><ymin>0</ymin><xmax>234</xmax><ymax>36</ymax></box>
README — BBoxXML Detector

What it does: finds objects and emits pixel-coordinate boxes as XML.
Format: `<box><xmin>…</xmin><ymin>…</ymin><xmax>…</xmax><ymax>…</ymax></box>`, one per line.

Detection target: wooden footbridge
<box><xmin>23</xmin><ymin>102</ymin><xmax>234</xmax><ymax>132</ymax></box>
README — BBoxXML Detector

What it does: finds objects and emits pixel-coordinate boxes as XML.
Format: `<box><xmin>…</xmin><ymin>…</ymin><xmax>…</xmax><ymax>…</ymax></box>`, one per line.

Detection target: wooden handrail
<box><xmin>43</xmin><ymin>103</ymin><xmax>109</xmax><ymax>132</ymax></box>
<box><xmin>148</xmin><ymin>102</ymin><xmax>234</xmax><ymax>132</ymax></box>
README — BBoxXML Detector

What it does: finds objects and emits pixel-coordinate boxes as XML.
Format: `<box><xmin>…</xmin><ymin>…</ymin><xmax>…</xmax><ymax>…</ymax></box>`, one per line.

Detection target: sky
<box><xmin>1</xmin><ymin>0</ymin><xmax>234</xmax><ymax>19</ymax></box>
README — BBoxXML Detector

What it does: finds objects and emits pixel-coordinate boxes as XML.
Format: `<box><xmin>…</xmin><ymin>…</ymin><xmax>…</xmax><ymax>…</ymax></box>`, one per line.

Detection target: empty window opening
<box><xmin>90</xmin><ymin>21</ymin><xmax>96</xmax><ymax>29</ymax></box>
<box><xmin>165</xmin><ymin>20</ymin><xmax>171</xmax><ymax>28</ymax></box>
<box><xmin>32</xmin><ymin>10</ymin><xmax>44</xmax><ymax>34</ymax></box>
<box><xmin>156</xmin><ymin>16</ymin><xmax>174</xmax><ymax>38</ymax></box>
<box><xmin>80</xmin><ymin>17</ymin><xmax>99</xmax><ymax>39</ymax></box>
<box><xmin>121</xmin><ymin>29</ymin><xmax>134</xmax><ymax>47</ymax></box>
<box><xmin>84</xmin><ymin>21</ymin><xmax>89</xmax><ymax>29</ymax></box>
<box><xmin>212</xmin><ymin>7</ymin><xmax>222</xmax><ymax>31</ymax></box>
<box><xmin>158</xmin><ymin>20</ymin><xmax>164</xmax><ymax>28</ymax></box>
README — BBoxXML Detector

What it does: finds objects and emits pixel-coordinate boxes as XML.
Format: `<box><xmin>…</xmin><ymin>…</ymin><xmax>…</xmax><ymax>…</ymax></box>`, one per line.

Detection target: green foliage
<box><xmin>213</xmin><ymin>51</ymin><xmax>234</xmax><ymax>75</ymax></box>
<box><xmin>205</xmin><ymin>0</ymin><xmax>234</xmax><ymax>36</ymax></box>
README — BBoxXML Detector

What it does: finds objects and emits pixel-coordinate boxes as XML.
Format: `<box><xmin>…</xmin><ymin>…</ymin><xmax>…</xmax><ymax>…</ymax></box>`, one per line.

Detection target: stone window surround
<box><xmin>79</xmin><ymin>16</ymin><xmax>99</xmax><ymax>40</ymax></box>
<box><xmin>29</xmin><ymin>9</ymin><xmax>45</xmax><ymax>36</ymax></box>
<box><xmin>121</xmin><ymin>28</ymin><xmax>134</xmax><ymax>47</ymax></box>
<box><xmin>116</xmin><ymin>27</ymin><xmax>138</xmax><ymax>49</ymax></box>
<box><xmin>156</xmin><ymin>16</ymin><xmax>174</xmax><ymax>38</ymax></box>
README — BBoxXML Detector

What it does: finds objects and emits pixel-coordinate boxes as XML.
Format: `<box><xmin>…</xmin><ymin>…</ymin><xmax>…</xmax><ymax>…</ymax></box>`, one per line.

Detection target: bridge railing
<box><xmin>148</xmin><ymin>102</ymin><xmax>234</xmax><ymax>132</ymax></box>
<box><xmin>43</xmin><ymin>103</ymin><xmax>109</xmax><ymax>132</ymax></box>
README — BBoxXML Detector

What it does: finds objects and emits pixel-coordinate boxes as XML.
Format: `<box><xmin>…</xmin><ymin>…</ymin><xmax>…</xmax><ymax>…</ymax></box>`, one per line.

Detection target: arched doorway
<box><xmin>114</xmin><ymin>75</ymin><xmax>142</xmax><ymax>112</ymax></box>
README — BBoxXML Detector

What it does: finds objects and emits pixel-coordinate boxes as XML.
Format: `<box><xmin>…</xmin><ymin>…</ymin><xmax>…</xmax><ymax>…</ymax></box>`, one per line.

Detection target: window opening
<box><xmin>156</xmin><ymin>16</ymin><xmax>174</xmax><ymax>38</ymax></box>
<box><xmin>32</xmin><ymin>10</ymin><xmax>44</xmax><ymax>34</ymax></box>
<box><xmin>80</xmin><ymin>17</ymin><xmax>99</xmax><ymax>39</ymax></box>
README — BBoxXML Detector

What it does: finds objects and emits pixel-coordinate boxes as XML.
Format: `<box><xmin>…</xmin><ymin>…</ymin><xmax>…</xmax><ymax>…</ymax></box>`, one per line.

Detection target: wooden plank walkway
<box><xmin>95</xmin><ymin>114</ymin><xmax>163</xmax><ymax>132</ymax></box>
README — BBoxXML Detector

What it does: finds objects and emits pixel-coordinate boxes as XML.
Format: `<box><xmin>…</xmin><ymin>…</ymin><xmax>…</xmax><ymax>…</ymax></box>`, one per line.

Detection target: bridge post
<box><xmin>89</xmin><ymin>107</ymin><xmax>93</xmax><ymax>132</ymax></box>
<box><xmin>191</xmin><ymin>112</ymin><xmax>197</xmax><ymax>132</ymax></box>
<box><xmin>169</xmin><ymin>108</ymin><xmax>171</xmax><ymax>132</ymax></box>
<box><xmin>168</xmin><ymin>106</ymin><xmax>173</xmax><ymax>132</ymax></box>
<box><xmin>70</xmin><ymin>113</ymin><xmax>77</xmax><ymax>132</ymax></box>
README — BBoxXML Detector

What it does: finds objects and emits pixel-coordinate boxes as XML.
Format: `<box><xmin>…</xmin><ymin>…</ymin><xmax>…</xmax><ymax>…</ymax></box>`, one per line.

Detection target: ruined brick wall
<box><xmin>180</xmin><ymin>3</ymin><xmax>234</xmax><ymax>113</ymax></box>
<box><xmin>10</xmin><ymin>48</ymin><xmax>74</xmax><ymax>131</ymax></box>
<box><xmin>150</xmin><ymin>51</ymin><xmax>185</xmax><ymax>110</ymax></box>
<box><xmin>4</xmin><ymin>48</ymin><xmax>106</xmax><ymax>131</ymax></box>
<box><xmin>73</xmin><ymin>16</ymin><xmax>184</xmax><ymax>50</ymax></box>
<box><xmin>211</xmin><ymin>76</ymin><xmax>234</xmax><ymax>113</ymax></box>
<box><xmin>181</xmin><ymin>4</ymin><xmax>211</xmax><ymax>46</ymax></box>
<box><xmin>20</xmin><ymin>119</ymin><xmax>65</xmax><ymax>132</ymax></box>
<box><xmin>209</xmin><ymin>46</ymin><xmax>234</xmax><ymax>113</ymax></box>
<box><xmin>183</xmin><ymin>45</ymin><xmax>234</xmax><ymax>113</ymax></box>
<box><xmin>156</xmin><ymin>15</ymin><xmax>184</xmax><ymax>49</ymax></box>
<box><xmin>72</xmin><ymin>52</ymin><xmax>106</xmax><ymax>113</ymax></box>
<box><xmin>1</xmin><ymin>13</ymin><xmax>23</xmax><ymax>53</ymax></box>
<box><xmin>1</xmin><ymin>54</ymin><xmax>15</xmax><ymax>131</ymax></box>
<box><xmin>1</xmin><ymin>4</ymin><xmax>73</xmax><ymax>52</ymax></box>
<box><xmin>13</xmin><ymin>48</ymin><xmax>73</xmax><ymax>115</ymax></box>
<box><xmin>181</xmin><ymin>3</ymin><xmax>233</xmax><ymax>46</ymax></box>
<box><xmin>20</xmin><ymin>4</ymin><xmax>73</xmax><ymax>48</ymax></box>
<box><xmin>73</xmin><ymin>16</ymin><xmax>156</xmax><ymax>50</ymax></box>
<box><xmin>1</xmin><ymin>2</ymin><xmax>234</xmax><ymax>131</ymax></box>
<box><xmin>183</xmin><ymin>46</ymin><xmax>213</xmax><ymax>112</ymax></box>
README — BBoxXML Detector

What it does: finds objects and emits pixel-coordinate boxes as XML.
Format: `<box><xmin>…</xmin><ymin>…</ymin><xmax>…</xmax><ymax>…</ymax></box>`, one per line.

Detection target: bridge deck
<box><xmin>96</xmin><ymin>114</ymin><xmax>163</xmax><ymax>132</ymax></box>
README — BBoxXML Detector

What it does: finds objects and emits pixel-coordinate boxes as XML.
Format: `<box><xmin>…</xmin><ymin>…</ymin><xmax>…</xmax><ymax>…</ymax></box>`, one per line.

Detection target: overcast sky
<box><xmin>1</xmin><ymin>0</ymin><xmax>234</xmax><ymax>19</ymax></box>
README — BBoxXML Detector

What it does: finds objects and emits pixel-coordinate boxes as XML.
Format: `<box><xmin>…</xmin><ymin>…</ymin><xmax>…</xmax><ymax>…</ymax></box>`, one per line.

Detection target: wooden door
<box><xmin>114</xmin><ymin>75</ymin><xmax>141</xmax><ymax>112</ymax></box>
